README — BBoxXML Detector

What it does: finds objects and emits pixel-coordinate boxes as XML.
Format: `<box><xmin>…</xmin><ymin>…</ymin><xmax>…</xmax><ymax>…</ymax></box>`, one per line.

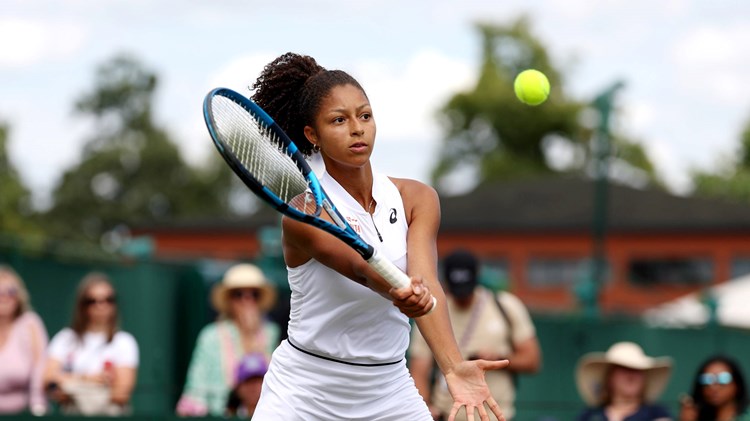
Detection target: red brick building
<box><xmin>135</xmin><ymin>176</ymin><xmax>750</xmax><ymax>315</ymax></box>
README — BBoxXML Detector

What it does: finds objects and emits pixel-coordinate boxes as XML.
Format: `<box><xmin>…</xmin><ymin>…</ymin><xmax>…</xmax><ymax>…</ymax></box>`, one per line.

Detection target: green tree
<box><xmin>44</xmin><ymin>54</ymin><xmax>233</xmax><ymax>242</ymax></box>
<box><xmin>0</xmin><ymin>122</ymin><xmax>37</xmax><ymax>236</ymax></box>
<box><xmin>692</xmin><ymin>116</ymin><xmax>750</xmax><ymax>202</ymax></box>
<box><xmin>0</xmin><ymin>123</ymin><xmax>32</xmax><ymax>233</ymax></box>
<box><xmin>432</xmin><ymin>17</ymin><xmax>659</xmax><ymax>190</ymax></box>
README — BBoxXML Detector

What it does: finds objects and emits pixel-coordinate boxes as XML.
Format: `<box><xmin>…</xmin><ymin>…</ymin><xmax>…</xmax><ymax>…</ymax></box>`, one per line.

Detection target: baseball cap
<box><xmin>442</xmin><ymin>249</ymin><xmax>479</xmax><ymax>299</ymax></box>
<box><xmin>235</xmin><ymin>352</ymin><xmax>269</xmax><ymax>384</ymax></box>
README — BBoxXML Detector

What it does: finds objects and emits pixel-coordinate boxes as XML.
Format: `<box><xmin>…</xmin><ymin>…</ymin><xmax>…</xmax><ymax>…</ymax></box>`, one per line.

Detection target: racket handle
<box><xmin>366</xmin><ymin>250</ymin><xmax>437</xmax><ymax>316</ymax></box>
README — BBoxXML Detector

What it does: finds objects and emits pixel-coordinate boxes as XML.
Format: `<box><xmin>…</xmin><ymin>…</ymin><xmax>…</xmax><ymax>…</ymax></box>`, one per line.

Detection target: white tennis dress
<box><xmin>252</xmin><ymin>171</ymin><xmax>432</xmax><ymax>420</ymax></box>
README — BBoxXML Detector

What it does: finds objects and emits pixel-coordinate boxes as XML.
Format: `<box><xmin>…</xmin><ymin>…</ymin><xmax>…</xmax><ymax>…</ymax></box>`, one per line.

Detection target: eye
<box><xmin>332</xmin><ymin>116</ymin><xmax>345</xmax><ymax>124</ymax></box>
<box><xmin>360</xmin><ymin>112</ymin><xmax>372</xmax><ymax>121</ymax></box>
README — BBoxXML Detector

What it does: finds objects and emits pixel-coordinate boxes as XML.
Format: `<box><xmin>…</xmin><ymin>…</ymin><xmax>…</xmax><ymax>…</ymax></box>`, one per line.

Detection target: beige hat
<box><xmin>575</xmin><ymin>341</ymin><xmax>673</xmax><ymax>406</ymax></box>
<box><xmin>211</xmin><ymin>263</ymin><xmax>277</xmax><ymax>314</ymax></box>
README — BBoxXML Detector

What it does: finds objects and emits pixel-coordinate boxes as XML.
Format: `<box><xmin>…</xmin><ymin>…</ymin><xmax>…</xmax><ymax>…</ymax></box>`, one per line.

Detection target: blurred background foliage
<box><xmin>1</xmin><ymin>17</ymin><xmax>749</xmax><ymax>248</ymax></box>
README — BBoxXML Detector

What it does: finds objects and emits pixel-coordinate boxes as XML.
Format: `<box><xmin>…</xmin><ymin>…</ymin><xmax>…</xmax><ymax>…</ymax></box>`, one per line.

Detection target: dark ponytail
<box><xmin>251</xmin><ymin>52</ymin><xmax>368</xmax><ymax>156</ymax></box>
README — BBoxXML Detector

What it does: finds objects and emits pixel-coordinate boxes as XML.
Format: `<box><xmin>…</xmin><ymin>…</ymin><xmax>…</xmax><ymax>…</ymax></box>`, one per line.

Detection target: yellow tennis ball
<box><xmin>514</xmin><ymin>69</ymin><xmax>550</xmax><ymax>106</ymax></box>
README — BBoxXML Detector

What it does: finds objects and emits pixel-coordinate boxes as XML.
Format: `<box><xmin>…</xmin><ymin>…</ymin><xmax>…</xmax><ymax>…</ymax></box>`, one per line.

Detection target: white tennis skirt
<box><xmin>252</xmin><ymin>340</ymin><xmax>432</xmax><ymax>421</ymax></box>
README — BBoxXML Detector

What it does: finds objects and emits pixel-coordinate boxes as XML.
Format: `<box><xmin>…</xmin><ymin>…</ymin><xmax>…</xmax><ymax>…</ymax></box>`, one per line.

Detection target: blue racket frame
<box><xmin>203</xmin><ymin>87</ymin><xmax>376</xmax><ymax>260</ymax></box>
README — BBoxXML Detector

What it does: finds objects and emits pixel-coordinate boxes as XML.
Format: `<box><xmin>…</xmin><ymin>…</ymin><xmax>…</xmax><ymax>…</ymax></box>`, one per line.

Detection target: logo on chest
<box><xmin>345</xmin><ymin>216</ymin><xmax>362</xmax><ymax>234</ymax></box>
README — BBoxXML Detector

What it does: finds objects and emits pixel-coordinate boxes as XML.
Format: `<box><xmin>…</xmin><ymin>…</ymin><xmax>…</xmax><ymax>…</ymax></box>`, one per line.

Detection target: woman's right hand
<box><xmin>389</xmin><ymin>277</ymin><xmax>434</xmax><ymax>318</ymax></box>
<box><xmin>679</xmin><ymin>394</ymin><xmax>698</xmax><ymax>421</ymax></box>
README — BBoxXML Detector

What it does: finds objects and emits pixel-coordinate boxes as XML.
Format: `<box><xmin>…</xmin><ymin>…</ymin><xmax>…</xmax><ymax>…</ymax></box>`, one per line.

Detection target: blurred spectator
<box><xmin>43</xmin><ymin>272</ymin><xmax>139</xmax><ymax>416</ymax></box>
<box><xmin>224</xmin><ymin>352</ymin><xmax>268</xmax><ymax>418</ymax></box>
<box><xmin>409</xmin><ymin>249</ymin><xmax>541</xmax><ymax>420</ymax></box>
<box><xmin>575</xmin><ymin>341</ymin><xmax>673</xmax><ymax>421</ymax></box>
<box><xmin>176</xmin><ymin>263</ymin><xmax>279</xmax><ymax>417</ymax></box>
<box><xmin>679</xmin><ymin>354</ymin><xmax>749</xmax><ymax>421</ymax></box>
<box><xmin>0</xmin><ymin>265</ymin><xmax>49</xmax><ymax>415</ymax></box>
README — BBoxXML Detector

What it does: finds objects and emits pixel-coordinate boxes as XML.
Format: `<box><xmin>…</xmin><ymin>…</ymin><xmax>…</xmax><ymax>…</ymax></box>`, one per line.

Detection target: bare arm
<box><xmin>507</xmin><ymin>336</ymin><xmax>541</xmax><ymax>373</ymax></box>
<box><xmin>475</xmin><ymin>336</ymin><xmax>541</xmax><ymax>374</ymax></box>
<box><xmin>409</xmin><ymin>355</ymin><xmax>434</xmax><ymax>404</ymax></box>
<box><xmin>110</xmin><ymin>366</ymin><xmax>137</xmax><ymax>405</ymax></box>
<box><xmin>281</xmin><ymin>200</ymin><xmax>433</xmax><ymax>317</ymax></box>
<box><xmin>396</xmin><ymin>178</ymin><xmax>509</xmax><ymax>420</ymax></box>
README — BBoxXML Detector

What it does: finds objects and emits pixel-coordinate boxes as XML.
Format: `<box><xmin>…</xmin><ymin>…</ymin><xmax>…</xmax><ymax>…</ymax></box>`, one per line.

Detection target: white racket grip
<box><xmin>366</xmin><ymin>250</ymin><xmax>437</xmax><ymax>315</ymax></box>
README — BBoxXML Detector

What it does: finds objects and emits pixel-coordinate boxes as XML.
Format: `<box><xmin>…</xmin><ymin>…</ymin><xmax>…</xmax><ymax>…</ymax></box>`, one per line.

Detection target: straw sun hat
<box><xmin>575</xmin><ymin>341</ymin><xmax>673</xmax><ymax>406</ymax></box>
<box><xmin>211</xmin><ymin>263</ymin><xmax>277</xmax><ymax>314</ymax></box>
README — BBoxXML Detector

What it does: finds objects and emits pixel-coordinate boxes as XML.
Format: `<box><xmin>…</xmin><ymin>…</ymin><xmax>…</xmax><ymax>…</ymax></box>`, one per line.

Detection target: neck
<box><xmin>87</xmin><ymin>321</ymin><xmax>110</xmax><ymax>333</ymax></box>
<box><xmin>716</xmin><ymin>401</ymin><xmax>738</xmax><ymax>421</ymax></box>
<box><xmin>325</xmin><ymin>162</ymin><xmax>374</xmax><ymax>209</ymax></box>
<box><xmin>610</xmin><ymin>395</ymin><xmax>640</xmax><ymax>407</ymax></box>
<box><xmin>0</xmin><ymin>315</ymin><xmax>13</xmax><ymax>328</ymax></box>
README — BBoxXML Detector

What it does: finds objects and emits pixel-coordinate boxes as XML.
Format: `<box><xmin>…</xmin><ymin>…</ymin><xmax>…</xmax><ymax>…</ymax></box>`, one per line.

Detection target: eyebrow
<box><xmin>328</xmin><ymin>103</ymin><xmax>371</xmax><ymax>114</ymax></box>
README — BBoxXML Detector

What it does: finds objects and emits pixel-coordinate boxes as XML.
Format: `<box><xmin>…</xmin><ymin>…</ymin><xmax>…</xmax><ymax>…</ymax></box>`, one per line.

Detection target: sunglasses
<box><xmin>83</xmin><ymin>295</ymin><xmax>117</xmax><ymax>306</ymax></box>
<box><xmin>229</xmin><ymin>289</ymin><xmax>261</xmax><ymax>301</ymax></box>
<box><xmin>0</xmin><ymin>287</ymin><xmax>18</xmax><ymax>298</ymax></box>
<box><xmin>700</xmin><ymin>371</ymin><xmax>733</xmax><ymax>386</ymax></box>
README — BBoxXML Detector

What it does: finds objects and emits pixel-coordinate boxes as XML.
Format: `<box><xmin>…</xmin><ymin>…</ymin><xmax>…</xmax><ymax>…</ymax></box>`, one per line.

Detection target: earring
<box><xmin>312</xmin><ymin>144</ymin><xmax>320</xmax><ymax>152</ymax></box>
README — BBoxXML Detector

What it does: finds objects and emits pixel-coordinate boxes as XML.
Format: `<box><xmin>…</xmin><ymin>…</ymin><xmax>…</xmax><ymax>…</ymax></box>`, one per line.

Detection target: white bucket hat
<box><xmin>575</xmin><ymin>341</ymin><xmax>673</xmax><ymax>406</ymax></box>
<box><xmin>211</xmin><ymin>263</ymin><xmax>277</xmax><ymax>314</ymax></box>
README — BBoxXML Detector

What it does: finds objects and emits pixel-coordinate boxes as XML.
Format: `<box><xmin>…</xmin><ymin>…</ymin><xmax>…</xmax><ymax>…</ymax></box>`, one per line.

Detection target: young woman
<box><xmin>0</xmin><ymin>265</ymin><xmax>48</xmax><ymax>415</ymax></box>
<box><xmin>679</xmin><ymin>355</ymin><xmax>749</xmax><ymax>421</ymax></box>
<box><xmin>176</xmin><ymin>263</ymin><xmax>279</xmax><ymax>417</ymax></box>
<box><xmin>248</xmin><ymin>52</ymin><xmax>508</xmax><ymax>421</ymax></box>
<box><xmin>44</xmin><ymin>273</ymin><xmax>139</xmax><ymax>416</ymax></box>
<box><xmin>576</xmin><ymin>342</ymin><xmax>673</xmax><ymax>421</ymax></box>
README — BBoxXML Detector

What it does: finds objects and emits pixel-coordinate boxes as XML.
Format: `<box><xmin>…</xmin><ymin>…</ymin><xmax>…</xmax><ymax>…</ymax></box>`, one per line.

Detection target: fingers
<box><xmin>486</xmin><ymin>397</ymin><xmax>505</xmax><ymax>421</ymax></box>
<box><xmin>448</xmin><ymin>404</ymin><xmax>460</xmax><ymax>421</ymax></box>
<box><xmin>476</xmin><ymin>359</ymin><xmax>511</xmax><ymax>371</ymax></box>
<box><xmin>389</xmin><ymin>278</ymin><xmax>434</xmax><ymax>317</ymax></box>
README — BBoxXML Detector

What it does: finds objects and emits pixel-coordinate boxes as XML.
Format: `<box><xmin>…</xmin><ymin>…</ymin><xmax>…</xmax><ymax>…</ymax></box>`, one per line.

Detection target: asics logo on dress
<box><xmin>389</xmin><ymin>208</ymin><xmax>397</xmax><ymax>224</ymax></box>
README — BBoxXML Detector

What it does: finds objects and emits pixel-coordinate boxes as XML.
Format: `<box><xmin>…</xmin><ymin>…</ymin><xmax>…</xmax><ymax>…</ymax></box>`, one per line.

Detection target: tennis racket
<box><xmin>203</xmin><ymin>87</ymin><xmax>436</xmax><ymax>310</ymax></box>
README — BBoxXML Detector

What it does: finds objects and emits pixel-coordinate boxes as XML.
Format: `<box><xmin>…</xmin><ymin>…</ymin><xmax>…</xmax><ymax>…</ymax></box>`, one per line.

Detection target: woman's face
<box><xmin>701</xmin><ymin>361</ymin><xmax>737</xmax><ymax>408</ymax></box>
<box><xmin>609</xmin><ymin>366</ymin><xmax>646</xmax><ymax>401</ymax></box>
<box><xmin>305</xmin><ymin>83</ymin><xmax>375</xmax><ymax>170</ymax></box>
<box><xmin>228</xmin><ymin>288</ymin><xmax>262</xmax><ymax>318</ymax></box>
<box><xmin>84</xmin><ymin>282</ymin><xmax>116</xmax><ymax>325</ymax></box>
<box><xmin>0</xmin><ymin>276</ymin><xmax>19</xmax><ymax>318</ymax></box>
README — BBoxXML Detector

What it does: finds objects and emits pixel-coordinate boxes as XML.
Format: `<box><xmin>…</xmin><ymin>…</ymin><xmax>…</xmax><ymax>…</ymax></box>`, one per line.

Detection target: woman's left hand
<box><xmin>444</xmin><ymin>359</ymin><xmax>510</xmax><ymax>421</ymax></box>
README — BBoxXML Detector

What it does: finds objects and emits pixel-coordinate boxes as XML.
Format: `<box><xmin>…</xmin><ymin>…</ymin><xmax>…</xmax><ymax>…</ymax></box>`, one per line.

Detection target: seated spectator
<box><xmin>409</xmin><ymin>249</ymin><xmax>541</xmax><ymax>421</ymax></box>
<box><xmin>679</xmin><ymin>354</ymin><xmax>749</xmax><ymax>421</ymax></box>
<box><xmin>44</xmin><ymin>272</ymin><xmax>139</xmax><ymax>416</ymax></box>
<box><xmin>0</xmin><ymin>265</ymin><xmax>49</xmax><ymax>415</ymax></box>
<box><xmin>176</xmin><ymin>263</ymin><xmax>279</xmax><ymax>417</ymax></box>
<box><xmin>576</xmin><ymin>341</ymin><xmax>673</xmax><ymax>421</ymax></box>
<box><xmin>224</xmin><ymin>352</ymin><xmax>268</xmax><ymax>418</ymax></box>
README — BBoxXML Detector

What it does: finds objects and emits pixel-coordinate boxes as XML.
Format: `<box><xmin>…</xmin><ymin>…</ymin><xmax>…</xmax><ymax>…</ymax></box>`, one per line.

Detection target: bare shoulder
<box><xmin>389</xmin><ymin>177</ymin><xmax>439</xmax><ymax>205</ymax></box>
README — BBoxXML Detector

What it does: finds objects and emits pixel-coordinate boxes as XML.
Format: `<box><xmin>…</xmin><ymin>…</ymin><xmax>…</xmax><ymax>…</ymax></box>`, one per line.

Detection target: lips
<box><xmin>349</xmin><ymin>142</ymin><xmax>369</xmax><ymax>152</ymax></box>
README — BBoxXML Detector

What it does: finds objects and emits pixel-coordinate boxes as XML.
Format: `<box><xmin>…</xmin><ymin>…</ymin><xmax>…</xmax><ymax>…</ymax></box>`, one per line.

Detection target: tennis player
<box><xmin>250</xmin><ymin>52</ymin><xmax>508</xmax><ymax>421</ymax></box>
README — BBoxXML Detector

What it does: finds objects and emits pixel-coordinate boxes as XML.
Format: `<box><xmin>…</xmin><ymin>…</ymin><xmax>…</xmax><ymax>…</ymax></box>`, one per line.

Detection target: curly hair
<box><xmin>251</xmin><ymin>52</ymin><xmax>367</xmax><ymax>156</ymax></box>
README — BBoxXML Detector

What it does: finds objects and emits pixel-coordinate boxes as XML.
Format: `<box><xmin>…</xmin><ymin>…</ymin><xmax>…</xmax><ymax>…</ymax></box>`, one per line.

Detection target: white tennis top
<box><xmin>285</xmin><ymin>171</ymin><xmax>411</xmax><ymax>364</ymax></box>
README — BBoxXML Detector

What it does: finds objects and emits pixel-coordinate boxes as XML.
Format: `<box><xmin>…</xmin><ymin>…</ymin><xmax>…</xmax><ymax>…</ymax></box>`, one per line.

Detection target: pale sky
<box><xmin>2</xmin><ymin>0</ymin><xmax>750</xmax><ymax>207</ymax></box>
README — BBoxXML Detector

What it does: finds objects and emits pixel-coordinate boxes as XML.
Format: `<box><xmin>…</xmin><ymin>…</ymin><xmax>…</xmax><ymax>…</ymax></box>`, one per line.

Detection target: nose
<box><xmin>351</xmin><ymin>120</ymin><xmax>364</xmax><ymax>136</ymax></box>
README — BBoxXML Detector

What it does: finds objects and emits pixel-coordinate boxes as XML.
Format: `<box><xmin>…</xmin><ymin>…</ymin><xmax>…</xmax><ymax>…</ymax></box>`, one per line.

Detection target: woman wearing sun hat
<box><xmin>576</xmin><ymin>341</ymin><xmax>674</xmax><ymax>421</ymax></box>
<box><xmin>176</xmin><ymin>263</ymin><xmax>280</xmax><ymax>417</ymax></box>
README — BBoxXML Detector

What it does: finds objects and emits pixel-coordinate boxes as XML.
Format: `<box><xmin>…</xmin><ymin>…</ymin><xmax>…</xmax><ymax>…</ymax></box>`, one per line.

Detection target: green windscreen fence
<box><xmin>1</xmin><ymin>245</ymin><xmax>212</xmax><ymax>416</ymax></box>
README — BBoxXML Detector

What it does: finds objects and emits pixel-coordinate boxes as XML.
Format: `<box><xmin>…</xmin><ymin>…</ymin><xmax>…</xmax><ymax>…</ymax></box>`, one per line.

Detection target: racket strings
<box><xmin>212</xmin><ymin>96</ymin><xmax>310</xmax><ymax>206</ymax></box>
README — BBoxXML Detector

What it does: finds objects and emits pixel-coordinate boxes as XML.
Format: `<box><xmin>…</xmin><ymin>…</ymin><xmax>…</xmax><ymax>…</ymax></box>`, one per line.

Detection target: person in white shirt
<box><xmin>247</xmin><ymin>52</ymin><xmax>509</xmax><ymax>421</ymax></box>
<box><xmin>44</xmin><ymin>272</ymin><xmax>139</xmax><ymax>416</ymax></box>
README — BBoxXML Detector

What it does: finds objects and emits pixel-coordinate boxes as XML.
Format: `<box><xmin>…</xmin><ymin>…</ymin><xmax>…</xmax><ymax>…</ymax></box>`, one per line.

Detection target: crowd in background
<box><xmin>1</xmin><ymin>253</ymin><xmax>749</xmax><ymax>420</ymax></box>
